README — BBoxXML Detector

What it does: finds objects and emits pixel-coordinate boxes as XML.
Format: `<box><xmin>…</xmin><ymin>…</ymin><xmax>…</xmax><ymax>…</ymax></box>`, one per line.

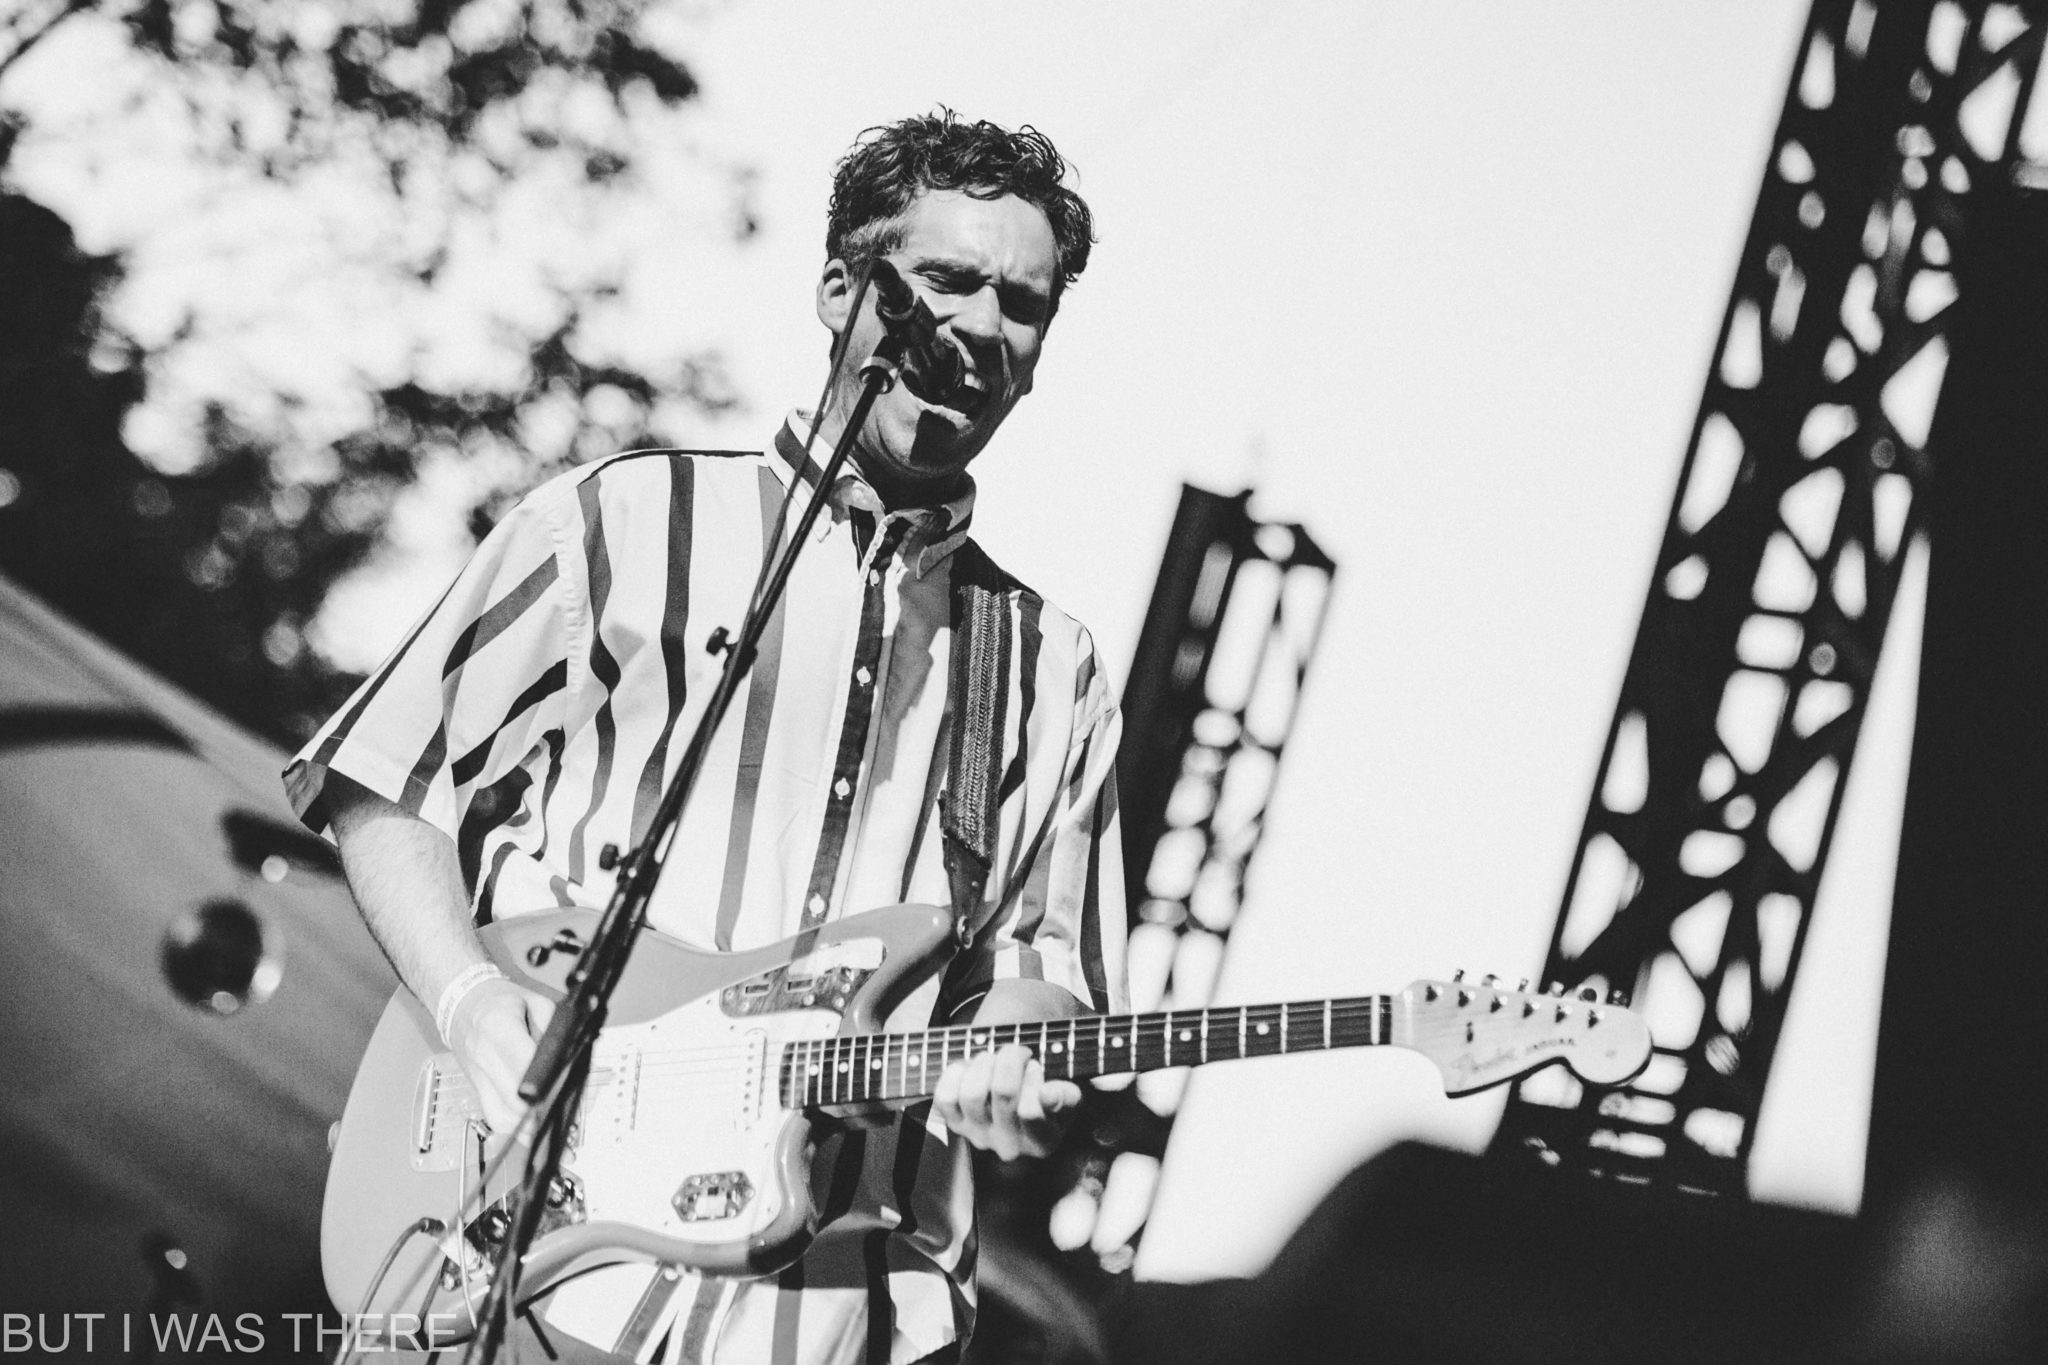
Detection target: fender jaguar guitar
<box><xmin>323</xmin><ymin>902</ymin><xmax>1650</xmax><ymax>1343</ymax></box>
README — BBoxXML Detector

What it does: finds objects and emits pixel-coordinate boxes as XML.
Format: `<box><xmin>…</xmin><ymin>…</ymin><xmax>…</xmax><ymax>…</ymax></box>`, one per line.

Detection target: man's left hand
<box><xmin>933</xmin><ymin>1044</ymin><xmax>1083</xmax><ymax>1161</ymax></box>
<box><xmin>931</xmin><ymin>979</ymin><xmax>1088</xmax><ymax>1160</ymax></box>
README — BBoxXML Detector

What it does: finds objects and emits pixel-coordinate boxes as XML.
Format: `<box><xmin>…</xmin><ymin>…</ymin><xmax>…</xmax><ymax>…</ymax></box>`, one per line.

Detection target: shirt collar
<box><xmin>774</xmin><ymin>413</ymin><xmax>974</xmax><ymax>577</ymax></box>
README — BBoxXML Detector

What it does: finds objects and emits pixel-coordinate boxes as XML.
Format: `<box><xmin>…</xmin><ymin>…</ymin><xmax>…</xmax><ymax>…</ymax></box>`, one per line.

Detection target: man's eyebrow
<box><xmin>909</xmin><ymin>251</ymin><xmax>981</xmax><ymax>274</ymax></box>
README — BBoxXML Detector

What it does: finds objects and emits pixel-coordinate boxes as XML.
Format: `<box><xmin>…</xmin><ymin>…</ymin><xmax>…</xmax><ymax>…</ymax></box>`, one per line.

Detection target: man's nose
<box><xmin>942</xmin><ymin>285</ymin><xmax>1003</xmax><ymax>347</ymax></box>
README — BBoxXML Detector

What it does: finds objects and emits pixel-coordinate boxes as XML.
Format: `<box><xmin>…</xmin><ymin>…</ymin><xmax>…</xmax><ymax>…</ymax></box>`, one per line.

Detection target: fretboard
<box><xmin>779</xmin><ymin>997</ymin><xmax>1394</xmax><ymax>1108</ymax></box>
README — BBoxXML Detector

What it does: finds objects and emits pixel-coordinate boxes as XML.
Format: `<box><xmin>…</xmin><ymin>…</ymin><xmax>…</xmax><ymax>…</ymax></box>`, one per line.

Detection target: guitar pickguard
<box><xmin>322</xmin><ymin>901</ymin><xmax>962</xmax><ymax>1343</ymax></box>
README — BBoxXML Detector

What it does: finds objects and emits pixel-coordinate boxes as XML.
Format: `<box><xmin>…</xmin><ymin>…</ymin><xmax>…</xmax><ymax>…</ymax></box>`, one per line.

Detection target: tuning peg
<box><xmin>1453</xmin><ymin>969</ymin><xmax>1466</xmax><ymax>983</ymax></box>
<box><xmin>1546</xmin><ymin>981</ymin><xmax>1565</xmax><ymax>996</ymax></box>
<box><xmin>1481</xmin><ymin>973</ymin><xmax>1499</xmax><ymax>987</ymax></box>
<box><xmin>1517</xmin><ymin>978</ymin><xmax>1530</xmax><ymax>993</ymax></box>
<box><xmin>1607</xmin><ymin>989</ymin><xmax>1629</xmax><ymax>1006</ymax></box>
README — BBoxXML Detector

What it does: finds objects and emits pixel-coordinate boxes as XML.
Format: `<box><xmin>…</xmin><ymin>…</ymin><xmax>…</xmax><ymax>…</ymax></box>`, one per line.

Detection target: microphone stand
<box><xmin>461</xmin><ymin>309</ymin><xmax>923</xmax><ymax>1365</ymax></box>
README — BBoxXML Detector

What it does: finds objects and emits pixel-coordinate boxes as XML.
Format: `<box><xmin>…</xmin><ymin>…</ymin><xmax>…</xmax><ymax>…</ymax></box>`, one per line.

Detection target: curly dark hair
<box><xmin>826</xmin><ymin>110</ymin><xmax>1095</xmax><ymax>315</ymax></box>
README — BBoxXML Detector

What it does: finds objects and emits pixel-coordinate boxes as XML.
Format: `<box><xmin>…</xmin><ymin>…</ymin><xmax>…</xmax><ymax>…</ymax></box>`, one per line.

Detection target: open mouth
<box><xmin>949</xmin><ymin>373</ymin><xmax>990</xmax><ymax>418</ymax></box>
<box><xmin>917</xmin><ymin>371</ymin><xmax>989</xmax><ymax>420</ymax></box>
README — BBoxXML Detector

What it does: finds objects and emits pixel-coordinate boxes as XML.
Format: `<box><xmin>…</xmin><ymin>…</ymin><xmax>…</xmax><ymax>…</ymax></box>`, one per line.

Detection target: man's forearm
<box><xmin>328</xmin><ymin>776</ymin><xmax>547</xmax><ymax>1133</ymax></box>
<box><xmin>328</xmin><ymin>776</ymin><xmax>489</xmax><ymax>1010</ymax></box>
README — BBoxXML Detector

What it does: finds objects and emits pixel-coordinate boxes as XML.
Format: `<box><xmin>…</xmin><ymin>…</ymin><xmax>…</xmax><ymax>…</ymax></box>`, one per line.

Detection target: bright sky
<box><xmin>11</xmin><ymin>0</ymin><xmax>1925</xmax><ymax>1283</ymax></box>
<box><xmin>662</xmin><ymin>0</ymin><xmax>1910</xmax><ymax>1282</ymax></box>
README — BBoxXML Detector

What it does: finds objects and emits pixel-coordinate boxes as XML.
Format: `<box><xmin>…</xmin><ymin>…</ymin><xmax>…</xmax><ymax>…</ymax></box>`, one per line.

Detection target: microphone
<box><xmin>866</xmin><ymin>260</ymin><xmax>965</xmax><ymax>403</ymax></box>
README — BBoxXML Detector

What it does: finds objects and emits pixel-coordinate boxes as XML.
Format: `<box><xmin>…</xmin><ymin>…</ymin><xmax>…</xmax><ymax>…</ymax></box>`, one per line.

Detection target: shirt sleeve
<box><xmin>964</xmin><ymin>647</ymin><xmax>1131</xmax><ymax>1016</ymax></box>
<box><xmin>283</xmin><ymin>491</ymin><xmax>576</xmax><ymax>846</ymax></box>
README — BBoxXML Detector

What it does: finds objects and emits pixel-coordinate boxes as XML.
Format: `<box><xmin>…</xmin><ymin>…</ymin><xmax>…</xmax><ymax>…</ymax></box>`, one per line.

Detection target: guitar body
<box><xmin>324</xmin><ymin>899</ymin><xmax>1653</xmax><ymax>1349</ymax></box>
<box><xmin>321</xmin><ymin>901</ymin><xmax>957</xmax><ymax>1343</ymax></box>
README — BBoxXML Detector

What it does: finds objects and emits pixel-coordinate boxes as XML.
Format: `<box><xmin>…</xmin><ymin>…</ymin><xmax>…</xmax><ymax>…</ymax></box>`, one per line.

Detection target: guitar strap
<box><xmin>940</xmin><ymin>540</ymin><xmax>1012</xmax><ymax>952</ymax></box>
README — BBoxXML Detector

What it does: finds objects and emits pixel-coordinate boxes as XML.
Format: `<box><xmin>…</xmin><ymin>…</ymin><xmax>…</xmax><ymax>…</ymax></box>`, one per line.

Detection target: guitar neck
<box><xmin>782</xmin><ymin>998</ymin><xmax>1393</xmax><ymax>1108</ymax></box>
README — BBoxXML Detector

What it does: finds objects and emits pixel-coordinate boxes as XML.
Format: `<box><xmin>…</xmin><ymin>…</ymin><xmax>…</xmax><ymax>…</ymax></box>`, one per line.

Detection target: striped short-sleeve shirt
<box><xmin>286</xmin><ymin>416</ymin><xmax>1128</xmax><ymax>1365</ymax></box>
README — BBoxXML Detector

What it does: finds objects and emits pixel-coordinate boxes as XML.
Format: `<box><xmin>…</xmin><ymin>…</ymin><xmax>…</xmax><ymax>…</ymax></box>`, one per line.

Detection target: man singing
<box><xmin>288</xmin><ymin>111</ymin><xmax>1128</xmax><ymax>1365</ymax></box>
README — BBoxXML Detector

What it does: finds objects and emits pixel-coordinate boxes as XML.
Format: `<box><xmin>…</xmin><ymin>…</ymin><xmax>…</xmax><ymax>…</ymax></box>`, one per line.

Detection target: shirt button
<box><xmin>868</xmin><ymin>570</ymin><xmax>880</xmax><ymax>586</ymax></box>
<box><xmin>855</xmin><ymin>666</ymin><xmax>872</xmax><ymax>686</ymax></box>
<box><xmin>808</xmin><ymin>893</ymin><xmax>826</xmax><ymax>915</ymax></box>
<box><xmin>834</xmin><ymin>777</ymin><xmax>851</xmax><ymax>799</ymax></box>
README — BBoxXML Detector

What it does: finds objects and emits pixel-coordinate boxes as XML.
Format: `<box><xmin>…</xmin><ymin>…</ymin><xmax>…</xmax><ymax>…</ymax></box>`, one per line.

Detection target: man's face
<box><xmin>817</xmin><ymin>189</ymin><xmax>1060</xmax><ymax>500</ymax></box>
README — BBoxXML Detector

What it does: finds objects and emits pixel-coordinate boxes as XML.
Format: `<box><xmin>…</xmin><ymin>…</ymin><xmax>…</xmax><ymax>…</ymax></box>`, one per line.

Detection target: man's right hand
<box><xmin>443</xmin><ymin>976</ymin><xmax>557</xmax><ymax>1136</ymax></box>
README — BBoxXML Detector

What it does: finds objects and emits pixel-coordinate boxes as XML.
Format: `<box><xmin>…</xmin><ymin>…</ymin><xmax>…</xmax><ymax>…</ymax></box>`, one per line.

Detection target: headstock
<box><xmin>1392</xmin><ymin>974</ymin><xmax>1652</xmax><ymax>1096</ymax></box>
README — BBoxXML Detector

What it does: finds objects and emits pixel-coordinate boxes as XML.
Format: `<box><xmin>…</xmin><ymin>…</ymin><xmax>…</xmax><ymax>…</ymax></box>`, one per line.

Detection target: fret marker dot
<box><xmin>870</xmin><ymin>1059</ymin><xmax>882</xmax><ymax>1069</ymax></box>
<box><xmin>909</xmin><ymin>1056</ymin><xmax>921</xmax><ymax>1067</ymax></box>
<box><xmin>837</xmin><ymin>1062</ymin><xmax>850</xmax><ymax>1073</ymax></box>
<box><xmin>1112</xmin><ymin>1037</ymin><xmax>1124</xmax><ymax>1047</ymax></box>
<box><xmin>809</xmin><ymin>1064</ymin><xmax>821</xmax><ymax>1075</ymax></box>
<box><xmin>1051</xmin><ymin>1043</ymin><xmax>1064</xmax><ymax>1053</ymax></box>
<box><xmin>1179</xmin><ymin>1031</ymin><xmax>1192</xmax><ymax>1041</ymax></box>
<box><xmin>1256</xmin><ymin>1023</ymin><xmax>1270</xmax><ymax>1035</ymax></box>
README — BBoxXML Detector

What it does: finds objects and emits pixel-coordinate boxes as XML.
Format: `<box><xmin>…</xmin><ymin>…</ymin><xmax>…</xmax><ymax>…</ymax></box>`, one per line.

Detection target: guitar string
<box><xmin>430</xmin><ymin>995</ymin><xmax>1570</xmax><ymax>1116</ymax></box>
<box><xmin>428</xmin><ymin>999</ymin><xmax>1406</xmax><ymax>1088</ymax></box>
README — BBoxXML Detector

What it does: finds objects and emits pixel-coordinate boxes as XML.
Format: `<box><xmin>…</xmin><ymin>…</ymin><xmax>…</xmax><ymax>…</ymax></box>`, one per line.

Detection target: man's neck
<box><xmin>804</xmin><ymin>409</ymin><xmax>965</xmax><ymax>512</ymax></box>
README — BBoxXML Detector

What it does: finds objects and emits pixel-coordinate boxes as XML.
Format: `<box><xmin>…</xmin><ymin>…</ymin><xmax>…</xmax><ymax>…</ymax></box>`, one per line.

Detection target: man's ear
<box><xmin>817</xmin><ymin>257</ymin><xmax>855</xmax><ymax>335</ymax></box>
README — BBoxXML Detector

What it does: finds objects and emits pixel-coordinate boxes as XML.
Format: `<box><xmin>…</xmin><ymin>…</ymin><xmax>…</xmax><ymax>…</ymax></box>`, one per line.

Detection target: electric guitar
<box><xmin>322</xmin><ymin>902</ymin><xmax>1650</xmax><ymax>1343</ymax></box>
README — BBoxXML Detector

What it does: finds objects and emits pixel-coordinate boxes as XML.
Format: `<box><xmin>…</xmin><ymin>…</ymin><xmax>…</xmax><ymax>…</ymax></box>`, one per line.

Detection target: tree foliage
<box><xmin>0</xmin><ymin>1</ymin><xmax>741</xmax><ymax>741</ymax></box>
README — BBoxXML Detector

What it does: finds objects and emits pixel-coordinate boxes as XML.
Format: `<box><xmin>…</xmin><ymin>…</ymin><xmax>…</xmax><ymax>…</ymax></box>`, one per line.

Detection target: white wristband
<box><xmin>434</xmin><ymin>962</ymin><xmax>507</xmax><ymax>1043</ymax></box>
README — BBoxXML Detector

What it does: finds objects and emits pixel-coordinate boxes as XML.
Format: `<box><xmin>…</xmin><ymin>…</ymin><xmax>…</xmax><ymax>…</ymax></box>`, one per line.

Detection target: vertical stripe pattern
<box><xmin>284</xmin><ymin>423</ymin><xmax>1128</xmax><ymax>1365</ymax></box>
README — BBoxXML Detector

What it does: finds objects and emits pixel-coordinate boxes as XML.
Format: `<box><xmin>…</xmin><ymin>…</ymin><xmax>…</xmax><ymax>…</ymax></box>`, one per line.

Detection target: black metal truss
<box><xmin>1046</xmin><ymin>484</ymin><xmax>1336</xmax><ymax>1271</ymax></box>
<box><xmin>1493</xmin><ymin>0</ymin><xmax>2046</xmax><ymax>1194</ymax></box>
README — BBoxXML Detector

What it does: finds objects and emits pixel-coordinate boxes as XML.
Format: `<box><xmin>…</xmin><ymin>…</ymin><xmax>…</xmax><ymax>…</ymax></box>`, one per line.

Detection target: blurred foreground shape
<box><xmin>0</xmin><ymin>575</ymin><xmax>394</xmax><ymax>1347</ymax></box>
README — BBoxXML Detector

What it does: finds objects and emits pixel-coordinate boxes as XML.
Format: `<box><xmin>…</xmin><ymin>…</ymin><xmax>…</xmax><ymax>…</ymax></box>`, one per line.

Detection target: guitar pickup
<box><xmin>410</xmin><ymin>1056</ymin><xmax>468</xmax><ymax>1173</ymax></box>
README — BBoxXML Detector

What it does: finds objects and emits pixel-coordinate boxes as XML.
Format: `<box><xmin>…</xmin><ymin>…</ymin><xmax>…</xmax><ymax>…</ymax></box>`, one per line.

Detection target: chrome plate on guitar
<box><xmin>720</xmin><ymin>954</ymin><xmax>878</xmax><ymax>1019</ymax></box>
<box><xmin>672</xmin><ymin>1171</ymin><xmax>754</xmax><ymax>1222</ymax></box>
